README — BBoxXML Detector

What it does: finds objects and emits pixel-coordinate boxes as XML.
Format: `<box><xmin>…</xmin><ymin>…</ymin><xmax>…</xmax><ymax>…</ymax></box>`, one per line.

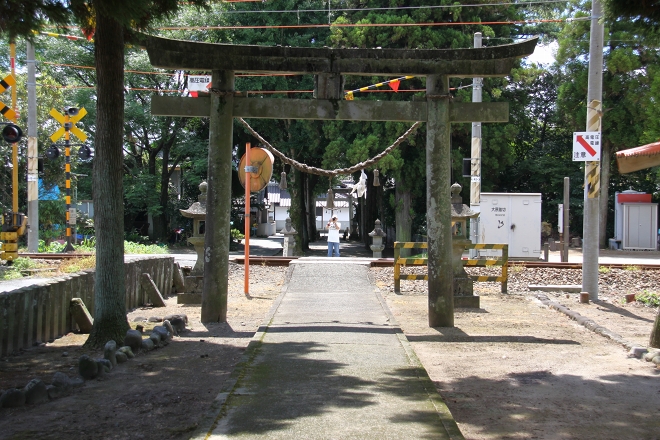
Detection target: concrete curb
<box><xmin>189</xmin><ymin>267</ymin><xmax>293</xmax><ymax>440</ymax></box>
<box><xmin>534</xmin><ymin>293</ymin><xmax>638</xmax><ymax>351</ymax></box>
<box><xmin>372</xmin><ymin>287</ymin><xmax>465</xmax><ymax>440</ymax></box>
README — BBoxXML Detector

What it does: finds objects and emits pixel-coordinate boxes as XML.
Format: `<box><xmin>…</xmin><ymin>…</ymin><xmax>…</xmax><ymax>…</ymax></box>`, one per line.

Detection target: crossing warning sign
<box><xmin>573</xmin><ymin>132</ymin><xmax>601</xmax><ymax>161</ymax></box>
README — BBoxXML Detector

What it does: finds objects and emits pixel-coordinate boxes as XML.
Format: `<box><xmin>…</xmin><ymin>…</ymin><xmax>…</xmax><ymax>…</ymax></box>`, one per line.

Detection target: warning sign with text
<box><xmin>572</xmin><ymin>132</ymin><xmax>601</xmax><ymax>161</ymax></box>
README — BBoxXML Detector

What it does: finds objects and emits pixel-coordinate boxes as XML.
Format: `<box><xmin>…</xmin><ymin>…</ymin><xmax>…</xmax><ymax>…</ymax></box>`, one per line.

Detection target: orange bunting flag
<box><xmin>190</xmin><ymin>91</ymin><xmax>198</xmax><ymax>98</ymax></box>
<box><xmin>389</xmin><ymin>80</ymin><xmax>400</xmax><ymax>92</ymax></box>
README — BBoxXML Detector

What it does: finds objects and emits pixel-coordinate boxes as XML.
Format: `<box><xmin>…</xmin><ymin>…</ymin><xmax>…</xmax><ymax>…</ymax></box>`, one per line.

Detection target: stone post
<box><xmin>202</xmin><ymin>70</ymin><xmax>234</xmax><ymax>323</ymax></box>
<box><xmin>368</xmin><ymin>219</ymin><xmax>386</xmax><ymax>258</ymax></box>
<box><xmin>281</xmin><ymin>218</ymin><xmax>297</xmax><ymax>257</ymax></box>
<box><xmin>426</xmin><ymin>74</ymin><xmax>454</xmax><ymax>327</ymax></box>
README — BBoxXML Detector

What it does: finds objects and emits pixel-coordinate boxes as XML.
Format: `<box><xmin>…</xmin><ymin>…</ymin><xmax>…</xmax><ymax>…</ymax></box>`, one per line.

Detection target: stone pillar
<box><xmin>202</xmin><ymin>70</ymin><xmax>234</xmax><ymax>323</ymax></box>
<box><xmin>368</xmin><ymin>219</ymin><xmax>386</xmax><ymax>258</ymax></box>
<box><xmin>281</xmin><ymin>218</ymin><xmax>297</xmax><ymax>257</ymax></box>
<box><xmin>426</xmin><ymin>75</ymin><xmax>454</xmax><ymax>327</ymax></box>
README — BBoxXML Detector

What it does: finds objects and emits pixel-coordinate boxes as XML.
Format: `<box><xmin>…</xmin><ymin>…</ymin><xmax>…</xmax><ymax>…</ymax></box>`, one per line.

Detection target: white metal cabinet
<box><xmin>622</xmin><ymin>203</ymin><xmax>658</xmax><ymax>250</ymax></box>
<box><xmin>478</xmin><ymin>193</ymin><xmax>542</xmax><ymax>259</ymax></box>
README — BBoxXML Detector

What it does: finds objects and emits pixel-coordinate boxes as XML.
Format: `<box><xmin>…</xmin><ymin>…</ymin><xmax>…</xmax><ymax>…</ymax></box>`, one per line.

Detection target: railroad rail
<box><xmin>16</xmin><ymin>253</ymin><xmax>660</xmax><ymax>270</ymax></box>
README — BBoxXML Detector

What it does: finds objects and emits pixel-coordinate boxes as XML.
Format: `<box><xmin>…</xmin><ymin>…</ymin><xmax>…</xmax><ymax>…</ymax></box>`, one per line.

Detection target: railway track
<box><xmin>18</xmin><ymin>253</ymin><xmax>660</xmax><ymax>270</ymax></box>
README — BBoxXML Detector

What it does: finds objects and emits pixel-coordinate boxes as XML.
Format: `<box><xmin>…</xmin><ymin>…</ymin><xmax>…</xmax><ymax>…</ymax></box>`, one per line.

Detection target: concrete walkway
<box><xmin>192</xmin><ymin>259</ymin><xmax>463</xmax><ymax>440</ymax></box>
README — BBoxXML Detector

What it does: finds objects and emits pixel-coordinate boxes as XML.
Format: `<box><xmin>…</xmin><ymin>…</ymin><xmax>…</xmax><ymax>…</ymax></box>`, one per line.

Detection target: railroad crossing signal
<box><xmin>50</xmin><ymin>107</ymin><xmax>88</xmax><ymax>142</ymax></box>
<box><xmin>49</xmin><ymin>107</ymin><xmax>87</xmax><ymax>252</ymax></box>
<box><xmin>0</xmin><ymin>74</ymin><xmax>17</xmax><ymax>121</ymax></box>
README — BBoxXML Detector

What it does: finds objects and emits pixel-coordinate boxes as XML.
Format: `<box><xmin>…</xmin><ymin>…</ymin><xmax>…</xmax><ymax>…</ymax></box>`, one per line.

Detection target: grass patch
<box><xmin>59</xmin><ymin>256</ymin><xmax>96</xmax><ymax>273</ymax></box>
<box><xmin>635</xmin><ymin>291</ymin><xmax>660</xmax><ymax>308</ymax></box>
<box><xmin>124</xmin><ymin>241</ymin><xmax>168</xmax><ymax>254</ymax></box>
<box><xmin>0</xmin><ymin>257</ymin><xmax>42</xmax><ymax>280</ymax></box>
<box><xmin>598</xmin><ymin>266</ymin><xmax>610</xmax><ymax>274</ymax></box>
<box><xmin>624</xmin><ymin>265</ymin><xmax>641</xmax><ymax>272</ymax></box>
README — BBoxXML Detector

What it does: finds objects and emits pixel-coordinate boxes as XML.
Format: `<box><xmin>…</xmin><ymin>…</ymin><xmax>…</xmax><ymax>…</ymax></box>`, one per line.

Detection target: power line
<box><xmin>189</xmin><ymin>0</ymin><xmax>570</xmax><ymax>15</ymax></box>
<box><xmin>157</xmin><ymin>17</ymin><xmax>584</xmax><ymax>31</ymax></box>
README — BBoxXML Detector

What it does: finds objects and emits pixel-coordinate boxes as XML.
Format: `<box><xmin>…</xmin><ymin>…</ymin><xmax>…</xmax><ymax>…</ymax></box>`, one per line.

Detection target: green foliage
<box><xmin>124</xmin><ymin>241</ymin><xmax>168</xmax><ymax>254</ymax></box>
<box><xmin>0</xmin><ymin>258</ymin><xmax>38</xmax><ymax>280</ymax></box>
<box><xmin>636</xmin><ymin>291</ymin><xmax>660</xmax><ymax>308</ymax></box>
<box><xmin>231</xmin><ymin>229</ymin><xmax>245</xmax><ymax>241</ymax></box>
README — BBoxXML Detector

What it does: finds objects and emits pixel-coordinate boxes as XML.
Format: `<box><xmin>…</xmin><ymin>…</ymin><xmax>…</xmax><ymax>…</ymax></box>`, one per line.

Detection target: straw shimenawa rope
<box><xmin>238</xmin><ymin>118</ymin><xmax>422</xmax><ymax>177</ymax></box>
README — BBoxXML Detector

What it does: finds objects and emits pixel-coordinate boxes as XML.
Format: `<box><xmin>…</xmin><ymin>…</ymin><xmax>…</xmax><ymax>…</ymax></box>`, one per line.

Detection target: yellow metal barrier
<box><xmin>393</xmin><ymin>241</ymin><xmax>508</xmax><ymax>293</ymax></box>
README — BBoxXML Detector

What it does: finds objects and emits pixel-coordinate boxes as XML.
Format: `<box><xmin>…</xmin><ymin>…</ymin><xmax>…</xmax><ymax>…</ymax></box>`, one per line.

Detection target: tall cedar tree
<box><xmin>0</xmin><ymin>0</ymin><xmax>208</xmax><ymax>348</ymax></box>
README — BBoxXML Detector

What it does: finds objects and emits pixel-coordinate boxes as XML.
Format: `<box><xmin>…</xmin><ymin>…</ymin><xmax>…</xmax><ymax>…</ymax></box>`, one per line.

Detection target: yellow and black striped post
<box><xmin>464</xmin><ymin>243</ymin><xmax>509</xmax><ymax>293</ymax></box>
<box><xmin>345</xmin><ymin>76</ymin><xmax>414</xmax><ymax>100</ymax></box>
<box><xmin>393</xmin><ymin>241</ymin><xmax>428</xmax><ymax>293</ymax></box>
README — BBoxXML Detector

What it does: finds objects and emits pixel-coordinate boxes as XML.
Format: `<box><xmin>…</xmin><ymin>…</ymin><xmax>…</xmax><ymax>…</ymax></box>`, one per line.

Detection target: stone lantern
<box><xmin>179</xmin><ymin>181</ymin><xmax>207</xmax><ymax>302</ymax></box>
<box><xmin>450</xmin><ymin>182</ymin><xmax>480</xmax><ymax>308</ymax></box>
<box><xmin>280</xmin><ymin>217</ymin><xmax>297</xmax><ymax>257</ymax></box>
<box><xmin>368</xmin><ymin>219</ymin><xmax>386</xmax><ymax>258</ymax></box>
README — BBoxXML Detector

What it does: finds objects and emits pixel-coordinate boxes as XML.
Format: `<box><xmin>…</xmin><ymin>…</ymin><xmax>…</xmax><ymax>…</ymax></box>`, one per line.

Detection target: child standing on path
<box><xmin>326</xmin><ymin>216</ymin><xmax>341</xmax><ymax>257</ymax></box>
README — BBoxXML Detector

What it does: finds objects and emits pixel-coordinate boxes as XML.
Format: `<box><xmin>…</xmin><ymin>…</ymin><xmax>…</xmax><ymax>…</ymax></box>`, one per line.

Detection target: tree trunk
<box><xmin>395</xmin><ymin>182</ymin><xmax>413</xmax><ymax>257</ymax></box>
<box><xmin>305</xmin><ymin>174</ymin><xmax>318</xmax><ymax>243</ymax></box>
<box><xmin>289</xmin><ymin>168</ymin><xmax>305</xmax><ymax>254</ymax></box>
<box><xmin>599</xmin><ymin>138</ymin><xmax>612</xmax><ymax>248</ymax></box>
<box><xmin>650</xmin><ymin>308</ymin><xmax>660</xmax><ymax>348</ymax></box>
<box><xmin>85</xmin><ymin>13</ymin><xmax>129</xmax><ymax>348</ymax></box>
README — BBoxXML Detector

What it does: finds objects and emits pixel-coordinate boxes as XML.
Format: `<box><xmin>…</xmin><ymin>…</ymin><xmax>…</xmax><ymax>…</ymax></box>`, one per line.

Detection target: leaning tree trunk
<box><xmin>85</xmin><ymin>13</ymin><xmax>129</xmax><ymax>348</ymax></box>
<box><xmin>362</xmin><ymin>171</ymin><xmax>379</xmax><ymax>250</ymax></box>
<box><xmin>288</xmin><ymin>168</ymin><xmax>305</xmax><ymax>254</ymax></box>
<box><xmin>650</xmin><ymin>309</ymin><xmax>660</xmax><ymax>349</ymax></box>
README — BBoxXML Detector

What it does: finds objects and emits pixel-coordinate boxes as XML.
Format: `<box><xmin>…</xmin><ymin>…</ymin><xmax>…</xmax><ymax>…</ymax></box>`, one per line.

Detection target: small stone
<box><xmin>46</xmin><ymin>384</ymin><xmax>63</xmax><ymax>400</ymax></box>
<box><xmin>628</xmin><ymin>347</ymin><xmax>648</xmax><ymax>359</ymax></box>
<box><xmin>24</xmin><ymin>378</ymin><xmax>48</xmax><ymax>405</ymax></box>
<box><xmin>643</xmin><ymin>350</ymin><xmax>660</xmax><ymax>362</ymax></box>
<box><xmin>149</xmin><ymin>333</ymin><xmax>161</xmax><ymax>347</ymax></box>
<box><xmin>124</xmin><ymin>329</ymin><xmax>143</xmax><ymax>352</ymax></box>
<box><xmin>70</xmin><ymin>377</ymin><xmax>84</xmax><ymax>387</ymax></box>
<box><xmin>104</xmin><ymin>340</ymin><xmax>118</xmax><ymax>367</ymax></box>
<box><xmin>133</xmin><ymin>316</ymin><xmax>147</xmax><ymax>322</ymax></box>
<box><xmin>115</xmin><ymin>351</ymin><xmax>128</xmax><ymax>364</ymax></box>
<box><xmin>141</xmin><ymin>338</ymin><xmax>155</xmax><ymax>351</ymax></box>
<box><xmin>148</xmin><ymin>316</ymin><xmax>163</xmax><ymax>323</ymax></box>
<box><xmin>163</xmin><ymin>320</ymin><xmax>175</xmax><ymax>337</ymax></box>
<box><xmin>0</xmin><ymin>388</ymin><xmax>26</xmax><ymax>408</ymax></box>
<box><xmin>118</xmin><ymin>346</ymin><xmax>135</xmax><ymax>359</ymax></box>
<box><xmin>652</xmin><ymin>355</ymin><xmax>660</xmax><ymax>366</ymax></box>
<box><xmin>98</xmin><ymin>358</ymin><xmax>112</xmax><ymax>372</ymax></box>
<box><xmin>136</xmin><ymin>324</ymin><xmax>144</xmax><ymax>333</ymax></box>
<box><xmin>52</xmin><ymin>372</ymin><xmax>72</xmax><ymax>390</ymax></box>
<box><xmin>168</xmin><ymin>317</ymin><xmax>186</xmax><ymax>334</ymax></box>
<box><xmin>62</xmin><ymin>351</ymin><xmax>69</xmax><ymax>357</ymax></box>
<box><xmin>152</xmin><ymin>325</ymin><xmax>171</xmax><ymax>342</ymax></box>
<box><xmin>164</xmin><ymin>313</ymin><xmax>188</xmax><ymax>324</ymax></box>
<box><xmin>78</xmin><ymin>355</ymin><xmax>99</xmax><ymax>380</ymax></box>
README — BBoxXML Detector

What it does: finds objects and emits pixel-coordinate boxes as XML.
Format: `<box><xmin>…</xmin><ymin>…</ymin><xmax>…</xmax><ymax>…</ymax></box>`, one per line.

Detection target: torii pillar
<box><xmin>140</xmin><ymin>34</ymin><xmax>537</xmax><ymax>327</ymax></box>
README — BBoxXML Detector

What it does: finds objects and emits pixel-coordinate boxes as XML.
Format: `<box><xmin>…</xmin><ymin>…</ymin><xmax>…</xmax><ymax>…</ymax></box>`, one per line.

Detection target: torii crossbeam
<box><xmin>140</xmin><ymin>34</ymin><xmax>537</xmax><ymax>327</ymax></box>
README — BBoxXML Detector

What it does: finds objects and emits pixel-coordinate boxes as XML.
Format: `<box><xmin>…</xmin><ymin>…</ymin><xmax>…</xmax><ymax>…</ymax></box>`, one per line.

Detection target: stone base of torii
<box><xmin>139</xmin><ymin>34</ymin><xmax>537</xmax><ymax>327</ymax></box>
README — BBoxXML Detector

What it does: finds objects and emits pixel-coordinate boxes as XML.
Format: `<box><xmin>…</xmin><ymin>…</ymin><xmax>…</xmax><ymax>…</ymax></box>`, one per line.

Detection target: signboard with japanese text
<box><xmin>188</xmin><ymin>75</ymin><xmax>212</xmax><ymax>92</ymax></box>
<box><xmin>573</xmin><ymin>132</ymin><xmax>601</xmax><ymax>161</ymax></box>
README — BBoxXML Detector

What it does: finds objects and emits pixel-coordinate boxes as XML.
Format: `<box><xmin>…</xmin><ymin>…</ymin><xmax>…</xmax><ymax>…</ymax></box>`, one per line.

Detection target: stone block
<box><xmin>454</xmin><ymin>295</ymin><xmax>480</xmax><ymax>308</ymax></box>
<box><xmin>140</xmin><ymin>273</ymin><xmax>166</xmax><ymax>307</ymax></box>
<box><xmin>70</xmin><ymin>298</ymin><xmax>94</xmax><ymax>333</ymax></box>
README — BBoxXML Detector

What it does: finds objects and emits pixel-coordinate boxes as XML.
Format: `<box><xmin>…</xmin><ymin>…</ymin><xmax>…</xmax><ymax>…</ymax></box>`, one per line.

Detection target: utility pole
<box><xmin>27</xmin><ymin>41</ymin><xmax>39</xmax><ymax>252</ymax></box>
<box><xmin>583</xmin><ymin>0</ymin><xmax>604</xmax><ymax>300</ymax></box>
<box><xmin>469</xmin><ymin>32</ymin><xmax>482</xmax><ymax>257</ymax></box>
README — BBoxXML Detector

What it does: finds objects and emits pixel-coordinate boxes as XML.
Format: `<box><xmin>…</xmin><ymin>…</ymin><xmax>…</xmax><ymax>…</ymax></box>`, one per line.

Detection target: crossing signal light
<box><xmin>2</xmin><ymin>123</ymin><xmax>22</xmax><ymax>143</ymax></box>
<box><xmin>78</xmin><ymin>145</ymin><xmax>92</xmax><ymax>160</ymax></box>
<box><xmin>46</xmin><ymin>144</ymin><xmax>60</xmax><ymax>160</ymax></box>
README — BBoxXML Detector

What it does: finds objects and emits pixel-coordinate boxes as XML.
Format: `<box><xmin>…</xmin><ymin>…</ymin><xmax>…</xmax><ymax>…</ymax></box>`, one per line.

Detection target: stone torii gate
<box><xmin>140</xmin><ymin>35</ymin><xmax>537</xmax><ymax>327</ymax></box>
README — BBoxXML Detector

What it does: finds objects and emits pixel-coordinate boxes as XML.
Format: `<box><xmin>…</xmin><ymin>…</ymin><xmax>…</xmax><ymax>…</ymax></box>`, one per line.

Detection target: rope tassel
<box><xmin>373</xmin><ymin>169</ymin><xmax>380</xmax><ymax>186</ymax></box>
<box><xmin>327</xmin><ymin>187</ymin><xmax>335</xmax><ymax>210</ymax></box>
<box><xmin>279</xmin><ymin>171</ymin><xmax>287</xmax><ymax>190</ymax></box>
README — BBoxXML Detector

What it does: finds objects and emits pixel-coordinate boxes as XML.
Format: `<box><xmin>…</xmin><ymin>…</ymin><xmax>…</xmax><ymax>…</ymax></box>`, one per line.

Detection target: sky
<box><xmin>525</xmin><ymin>41</ymin><xmax>559</xmax><ymax>66</ymax></box>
